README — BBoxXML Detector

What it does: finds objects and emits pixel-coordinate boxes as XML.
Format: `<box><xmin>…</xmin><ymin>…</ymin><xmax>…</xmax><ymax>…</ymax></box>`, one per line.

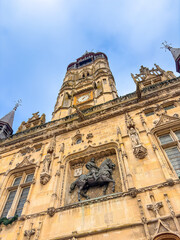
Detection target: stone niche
<box><xmin>64</xmin><ymin>147</ymin><xmax>122</xmax><ymax>205</ymax></box>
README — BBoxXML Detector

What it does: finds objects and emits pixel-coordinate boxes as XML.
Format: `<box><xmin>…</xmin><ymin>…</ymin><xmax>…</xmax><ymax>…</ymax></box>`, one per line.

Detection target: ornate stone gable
<box><xmin>155</xmin><ymin>114</ymin><xmax>179</xmax><ymax>127</ymax></box>
<box><xmin>152</xmin><ymin>113</ymin><xmax>180</xmax><ymax>133</ymax></box>
<box><xmin>15</xmin><ymin>156</ymin><xmax>35</xmax><ymax>169</ymax></box>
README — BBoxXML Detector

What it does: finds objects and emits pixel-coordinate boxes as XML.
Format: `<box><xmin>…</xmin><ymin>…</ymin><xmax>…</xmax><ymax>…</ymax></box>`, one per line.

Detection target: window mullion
<box><xmin>170</xmin><ymin>129</ymin><xmax>177</xmax><ymax>142</ymax></box>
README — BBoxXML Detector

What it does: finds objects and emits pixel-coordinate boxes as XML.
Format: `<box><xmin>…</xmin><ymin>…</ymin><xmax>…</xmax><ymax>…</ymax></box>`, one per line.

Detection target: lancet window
<box><xmin>1</xmin><ymin>171</ymin><xmax>34</xmax><ymax>218</ymax></box>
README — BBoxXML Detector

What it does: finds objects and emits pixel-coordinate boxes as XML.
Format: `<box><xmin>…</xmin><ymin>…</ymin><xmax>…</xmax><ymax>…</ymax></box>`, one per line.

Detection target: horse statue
<box><xmin>69</xmin><ymin>158</ymin><xmax>116</xmax><ymax>201</ymax></box>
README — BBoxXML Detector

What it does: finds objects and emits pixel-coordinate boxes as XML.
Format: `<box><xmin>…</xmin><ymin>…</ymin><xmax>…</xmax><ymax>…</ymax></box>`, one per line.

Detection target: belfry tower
<box><xmin>52</xmin><ymin>52</ymin><xmax>118</xmax><ymax>120</ymax></box>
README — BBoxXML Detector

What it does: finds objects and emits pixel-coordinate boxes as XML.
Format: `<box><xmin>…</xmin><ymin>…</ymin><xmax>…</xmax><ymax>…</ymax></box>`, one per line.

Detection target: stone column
<box><xmin>117</xmin><ymin>127</ymin><xmax>135</xmax><ymax>191</ymax></box>
<box><xmin>49</xmin><ymin>143</ymin><xmax>64</xmax><ymax>211</ymax></box>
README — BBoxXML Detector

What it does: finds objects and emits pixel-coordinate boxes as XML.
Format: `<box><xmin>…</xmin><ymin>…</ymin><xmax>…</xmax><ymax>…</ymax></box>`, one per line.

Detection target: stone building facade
<box><xmin>0</xmin><ymin>52</ymin><xmax>180</xmax><ymax>240</ymax></box>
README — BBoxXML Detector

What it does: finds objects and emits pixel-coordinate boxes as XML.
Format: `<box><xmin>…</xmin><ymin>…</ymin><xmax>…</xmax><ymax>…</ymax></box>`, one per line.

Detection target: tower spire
<box><xmin>162</xmin><ymin>41</ymin><xmax>180</xmax><ymax>73</ymax></box>
<box><xmin>0</xmin><ymin>100</ymin><xmax>21</xmax><ymax>140</ymax></box>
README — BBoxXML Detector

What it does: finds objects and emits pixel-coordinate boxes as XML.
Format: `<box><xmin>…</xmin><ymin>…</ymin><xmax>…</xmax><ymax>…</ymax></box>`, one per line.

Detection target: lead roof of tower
<box><xmin>0</xmin><ymin>110</ymin><xmax>15</xmax><ymax>129</ymax></box>
<box><xmin>0</xmin><ymin>101</ymin><xmax>21</xmax><ymax>129</ymax></box>
<box><xmin>67</xmin><ymin>52</ymin><xmax>107</xmax><ymax>71</ymax></box>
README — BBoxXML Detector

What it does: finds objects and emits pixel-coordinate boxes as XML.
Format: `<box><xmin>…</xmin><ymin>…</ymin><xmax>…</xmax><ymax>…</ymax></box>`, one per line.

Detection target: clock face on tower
<box><xmin>74</xmin><ymin>92</ymin><xmax>93</xmax><ymax>105</ymax></box>
<box><xmin>77</xmin><ymin>94</ymin><xmax>90</xmax><ymax>103</ymax></box>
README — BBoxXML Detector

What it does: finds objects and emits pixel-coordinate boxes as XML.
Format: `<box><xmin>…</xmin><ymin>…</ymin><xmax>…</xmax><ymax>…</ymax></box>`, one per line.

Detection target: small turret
<box><xmin>162</xmin><ymin>42</ymin><xmax>180</xmax><ymax>73</ymax></box>
<box><xmin>0</xmin><ymin>100</ymin><xmax>21</xmax><ymax>140</ymax></box>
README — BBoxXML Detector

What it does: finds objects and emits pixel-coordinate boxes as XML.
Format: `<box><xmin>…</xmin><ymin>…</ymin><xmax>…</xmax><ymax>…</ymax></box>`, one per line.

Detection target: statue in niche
<box><xmin>69</xmin><ymin>158</ymin><xmax>115</xmax><ymax>201</ymax></box>
<box><xmin>85</xmin><ymin>157</ymin><xmax>99</xmax><ymax>181</ymax></box>
<box><xmin>40</xmin><ymin>153</ymin><xmax>52</xmax><ymax>185</ymax></box>
<box><xmin>42</xmin><ymin>153</ymin><xmax>51</xmax><ymax>173</ymax></box>
<box><xmin>129</xmin><ymin>127</ymin><xmax>141</xmax><ymax>147</ymax></box>
<box><xmin>125</xmin><ymin>113</ymin><xmax>147</xmax><ymax>159</ymax></box>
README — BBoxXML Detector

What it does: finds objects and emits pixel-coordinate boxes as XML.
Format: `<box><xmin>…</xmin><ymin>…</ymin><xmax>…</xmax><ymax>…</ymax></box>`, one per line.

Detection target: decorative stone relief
<box><xmin>72</xmin><ymin>163</ymin><xmax>84</xmax><ymax>177</ymax></box>
<box><xmin>15</xmin><ymin>155</ymin><xmax>35</xmax><ymax>169</ymax></box>
<box><xmin>24</xmin><ymin>227</ymin><xmax>36</xmax><ymax>240</ymax></box>
<box><xmin>17</xmin><ymin>112</ymin><xmax>45</xmax><ymax>133</ymax></box>
<box><xmin>86</xmin><ymin>133</ymin><xmax>93</xmax><ymax>143</ymax></box>
<box><xmin>47</xmin><ymin>207</ymin><xmax>56</xmax><ymax>217</ymax></box>
<box><xmin>147</xmin><ymin>201</ymin><xmax>163</xmax><ymax>216</ymax></box>
<box><xmin>125</xmin><ymin>113</ymin><xmax>147</xmax><ymax>159</ymax></box>
<box><xmin>71</xmin><ymin>130</ymin><xmax>84</xmax><ymax>145</ymax></box>
<box><xmin>146</xmin><ymin>192</ymin><xmax>179</xmax><ymax>238</ymax></box>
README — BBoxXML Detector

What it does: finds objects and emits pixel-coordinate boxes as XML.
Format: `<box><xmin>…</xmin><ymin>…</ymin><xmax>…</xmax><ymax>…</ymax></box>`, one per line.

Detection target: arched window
<box><xmin>1</xmin><ymin>170</ymin><xmax>34</xmax><ymax>218</ymax></box>
<box><xmin>82</xmin><ymin>73</ymin><xmax>85</xmax><ymax>78</ymax></box>
<box><xmin>87</xmin><ymin>72</ymin><xmax>89</xmax><ymax>76</ymax></box>
<box><xmin>154</xmin><ymin>233</ymin><xmax>180</xmax><ymax>240</ymax></box>
<box><xmin>76</xmin><ymin>138</ymin><xmax>82</xmax><ymax>144</ymax></box>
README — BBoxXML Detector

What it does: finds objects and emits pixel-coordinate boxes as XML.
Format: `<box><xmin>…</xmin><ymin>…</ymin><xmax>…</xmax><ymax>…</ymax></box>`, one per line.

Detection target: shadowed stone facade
<box><xmin>0</xmin><ymin>52</ymin><xmax>180</xmax><ymax>240</ymax></box>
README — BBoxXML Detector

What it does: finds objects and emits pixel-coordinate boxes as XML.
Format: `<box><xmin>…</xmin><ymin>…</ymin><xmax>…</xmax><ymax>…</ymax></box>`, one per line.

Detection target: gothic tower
<box><xmin>52</xmin><ymin>52</ymin><xmax>118</xmax><ymax>120</ymax></box>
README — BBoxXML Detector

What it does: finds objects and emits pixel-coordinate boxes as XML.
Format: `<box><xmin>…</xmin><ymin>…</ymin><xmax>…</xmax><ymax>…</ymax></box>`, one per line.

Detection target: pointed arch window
<box><xmin>1</xmin><ymin>171</ymin><xmax>34</xmax><ymax>218</ymax></box>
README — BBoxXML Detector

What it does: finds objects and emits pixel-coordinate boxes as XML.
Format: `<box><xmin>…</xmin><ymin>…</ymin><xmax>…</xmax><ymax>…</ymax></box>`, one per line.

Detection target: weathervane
<box><xmin>161</xmin><ymin>41</ymin><xmax>180</xmax><ymax>73</ymax></box>
<box><xmin>161</xmin><ymin>41</ymin><xmax>172</xmax><ymax>51</ymax></box>
<box><xmin>13</xmin><ymin>99</ymin><xmax>22</xmax><ymax>111</ymax></box>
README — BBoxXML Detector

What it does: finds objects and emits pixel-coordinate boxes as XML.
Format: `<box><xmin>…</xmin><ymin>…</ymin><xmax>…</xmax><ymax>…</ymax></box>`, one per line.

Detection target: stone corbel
<box><xmin>40</xmin><ymin>172</ymin><xmax>51</xmax><ymax>185</ymax></box>
<box><xmin>133</xmin><ymin>145</ymin><xmax>147</xmax><ymax>159</ymax></box>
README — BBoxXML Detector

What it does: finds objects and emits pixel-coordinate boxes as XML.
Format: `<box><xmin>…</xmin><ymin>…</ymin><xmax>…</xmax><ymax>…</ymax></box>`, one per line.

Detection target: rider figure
<box><xmin>86</xmin><ymin>157</ymin><xmax>99</xmax><ymax>181</ymax></box>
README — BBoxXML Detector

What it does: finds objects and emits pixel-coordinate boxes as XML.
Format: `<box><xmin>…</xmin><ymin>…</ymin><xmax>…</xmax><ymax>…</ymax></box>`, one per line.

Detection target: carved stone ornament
<box><xmin>71</xmin><ymin>130</ymin><xmax>83</xmax><ymax>145</ymax></box>
<box><xmin>128</xmin><ymin>187</ymin><xmax>138</xmax><ymax>198</ymax></box>
<box><xmin>24</xmin><ymin>229</ymin><xmax>36</xmax><ymax>239</ymax></box>
<box><xmin>153</xmin><ymin>113</ymin><xmax>180</xmax><ymax>128</ymax></box>
<box><xmin>74</xmin><ymin>167</ymin><xmax>83</xmax><ymax>177</ymax></box>
<box><xmin>47</xmin><ymin>136</ymin><xmax>56</xmax><ymax>154</ymax></box>
<box><xmin>47</xmin><ymin>207</ymin><xmax>56</xmax><ymax>217</ymax></box>
<box><xmin>15</xmin><ymin>155</ymin><xmax>35</xmax><ymax>169</ymax></box>
<box><xmin>17</xmin><ymin>112</ymin><xmax>45</xmax><ymax>133</ymax></box>
<box><xmin>40</xmin><ymin>172</ymin><xmax>51</xmax><ymax>185</ymax></box>
<box><xmin>133</xmin><ymin>145</ymin><xmax>147</xmax><ymax>159</ymax></box>
<box><xmin>147</xmin><ymin>201</ymin><xmax>163</xmax><ymax>214</ymax></box>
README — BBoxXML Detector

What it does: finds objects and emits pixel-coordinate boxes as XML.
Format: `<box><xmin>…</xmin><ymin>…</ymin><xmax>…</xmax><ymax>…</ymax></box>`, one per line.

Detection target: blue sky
<box><xmin>0</xmin><ymin>0</ymin><xmax>180</xmax><ymax>132</ymax></box>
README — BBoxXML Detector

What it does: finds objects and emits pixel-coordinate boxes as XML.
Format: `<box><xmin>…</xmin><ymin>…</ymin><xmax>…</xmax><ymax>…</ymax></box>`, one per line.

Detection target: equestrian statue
<box><xmin>69</xmin><ymin>157</ymin><xmax>116</xmax><ymax>201</ymax></box>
